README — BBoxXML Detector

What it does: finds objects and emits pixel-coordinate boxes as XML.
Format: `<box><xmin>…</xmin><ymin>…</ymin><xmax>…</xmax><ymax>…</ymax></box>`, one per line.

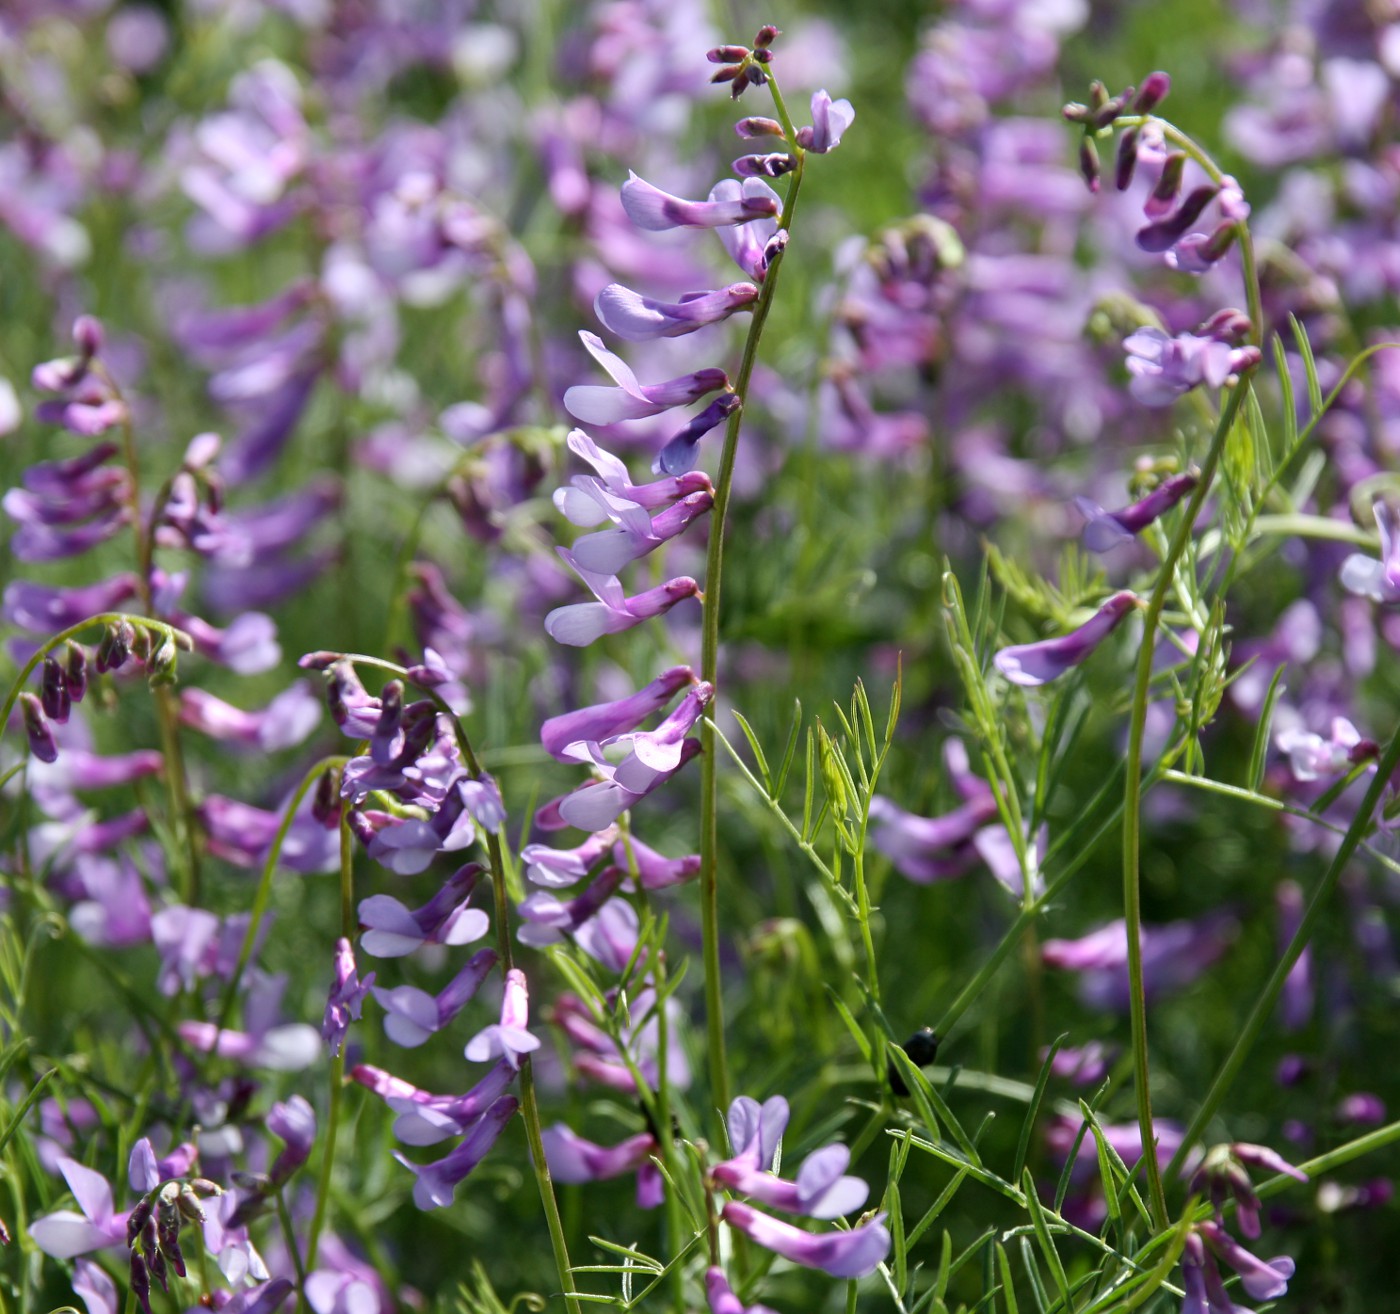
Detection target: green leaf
<box><xmin>731</xmin><ymin>710</ymin><xmax>771</xmax><ymax>794</ymax></box>
<box><xmin>1246</xmin><ymin>663</ymin><xmax>1286</xmax><ymax>791</ymax></box>
<box><xmin>1012</xmin><ymin>1035</ymin><xmax>1065</xmax><ymax>1183</ymax></box>
<box><xmin>1020</xmin><ymin>1168</ymin><xmax>1072</xmax><ymax>1312</ymax></box>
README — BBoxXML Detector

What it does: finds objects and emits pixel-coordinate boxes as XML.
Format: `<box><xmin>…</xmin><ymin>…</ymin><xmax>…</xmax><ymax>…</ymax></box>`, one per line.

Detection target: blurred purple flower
<box><xmin>1123</xmin><ymin>328</ymin><xmax>1258</xmax><ymax>407</ymax></box>
<box><xmin>1043</xmin><ymin>913</ymin><xmax>1237</xmax><ymax>1011</ymax></box>
<box><xmin>1075</xmin><ymin>472</ymin><xmax>1199</xmax><ymax>552</ymax></box>
<box><xmin>1341</xmin><ymin>500</ymin><xmax>1400</xmax><ymax>604</ymax></box>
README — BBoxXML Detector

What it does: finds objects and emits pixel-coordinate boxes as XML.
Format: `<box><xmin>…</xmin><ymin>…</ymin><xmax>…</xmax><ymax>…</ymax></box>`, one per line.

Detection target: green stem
<box><xmin>1165</xmin><ymin>721</ymin><xmax>1400</xmax><ymax>1180</ymax></box>
<box><xmin>217</xmin><ymin>757</ymin><xmax>347</xmax><ymax>1032</ymax></box>
<box><xmin>305</xmin><ymin>814</ymin><xmax>356</xmax><ymax>1275</ymax></box>
<box><xmin>699</xmin><ymin>90</ymin><xmax>807</xmax><ymax>1131</ymax></box>
<box><xmin>1122</xmin><ymin>380</ymin><xmax>1252</xmax><ymax>1232</ymax></box>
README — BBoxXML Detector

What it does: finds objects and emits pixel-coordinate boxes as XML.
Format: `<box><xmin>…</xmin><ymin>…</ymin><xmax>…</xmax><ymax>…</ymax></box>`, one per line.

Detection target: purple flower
<box><xmin>564</xmin><ymin>487</ymin><xmax>714</xmax><ymax>576</ymax></box>
<box><xmin>1198</xmin><ymin>1220</ymin><xmax>1296</xmax><ymax>1302</ymax></box>
<box><xmin>553</xmin><ymin>430</ymin><xmax>714</xmax><ymax>525</ymax></box>
<box><xmin>358</xmin><ymin>864</ymin><xmax>489</xmax><ymax>957</ymax></box>
<box><xmin>178</xmin><ymin>682</ymin><xmax>321</xmax><ymax>752</ymax></box>
<box><xmin>721</xmin><ymin>1201</ymin><xmax>890</xmax><ymax>1279</ymax></box>
<box><xmin>323</xmin><ymin>938</ymin><xmax>375</xmax><ymax>1057</ymax></box>
<box><xmin>373</xmin><ymin>948</ymin><xmax>498</xmax><ymax>1048</ymax></box>
<box><xmin>350</xmin><ymin>1060</ymin><xmax>516</xmax><ymax>1144</ymax></box>
<box><xmin>1275</xmin><ymin>716</ymin><xmax>1374</xmax><ymax>782</ymax></box>
<box><xmin>655</xmin><ymin>393</ymin><xmax>743</xmax><ymax>475</ymax></box>
<box><xmin>518</xmin><ymin>867</ymin><xmax>624</xmax><ymax>949</ymax></box>
<box><xmin>522</xmin><ymin>829</ymin><xmax>618</xmax><ymax>888</ymax></box>
<box><xmin>1042</xmin><ymin>913</ymin><xmax>1236</xmax><ymax>1011</ymax></box>
<box><xmin>541</xmin><ymin>1125</ymin><xmax>658</xmax><ymax>1184</ymax></box>
<box><xmin>620</xmin><ymin>171</ymin><xmax>779</xmax><ymax>230</ymax></box>
<box><xmin>1075</xmin><ymin>472</ymin><xmax>1199</xmax><ymax>552</ymax></box>
<box><xmin>868</xmin><ymin>791</ymin><xmax>1000</xmax><ymax>883</ymax></box>
<box><xmin>616</xmin><ymin>834</ymin><xmax>700</xmax><ymax>890</ymax></box>
<box><xmin>29</xmin><ymin>1157</ymin><xmax>128</xmax><ymax>1258</ymax></box>
<box><xmin>704</xmin><ymin>1267</ymin><xmax>780</xmax><ymax>1314</ymax></box>
<box><xmin>715</xmin><ymin>1141</ymin><xmax>869</xmax><ymax>1220</ymax></box>
<box><xmin>3</xmin><ymin>574</ymin><xmax>139</xmax><ymax>633</ymax></box>
<box><xmin>711</xmin><ymin>179</ymin><xmax>783</xmax><ymax>281</ymax></box>
<box><xmin>267</xmin><ymin>1096</ymin><xmax>317</xmax><ymax>1184</ymax></box>
<box><xmin>594</xmin><ymin>281</ymin><xmax>760</xmax><ymax>341</ymax></box>
<box><xmin>1341</xmin><ymin>500</ymin><xmax>1400</xmax><ymax>604</ymax></box>
<box><xmin>393</xmin><ymin>1094</ymin><xmax>518</xmax><ymax>1210</ymax></box>
<box><xmin>563</xmin><ymin>332</ymin><xmax>729</xmax><ymax>426</ymax></box>
<box><xmin>179</xmin><ymin>1007</ymin><xmax>321</xmax><ymax>1073</ymax></box>
<box><xmin>544</xmin><ymin>562</ymin><xmax>701</xmax><ymax>648</ymax></box>
<box><xmin>19</xmin><ymin>694</ymin><xmax>58</xmax><ymax>763</ymax></box>
<box><xmin>572</xmin><ymin>898</ymin><xmax>642</xmax><ymax>972</ymax></box>
<box><xmin>465</xmin><ymin>968</ymin><xmax>540</xmax><ymax>1069</ymax></box>
<box><xmin>994</xmin><ymin>591</ymin><xmax>1138</xmax><ymax>686</ymax></box>
<box><xmin>553</xmin><ymin>684</ymin><xmax>712</xmax><ymax>829</ymax></box>
<box><xmin>1123</xmin><ymin>328</ymin><xmax>1258</xmax><ymax>407</ymax></box>
<box><xmin>541</xmin><ymin>666</ymin><xmax>696</xmax><ymax>762</ymax></box>
<box><xmin>795</xmin><ymin>90</ymin><xmax>855</xmax><ymax>153</ymax></box>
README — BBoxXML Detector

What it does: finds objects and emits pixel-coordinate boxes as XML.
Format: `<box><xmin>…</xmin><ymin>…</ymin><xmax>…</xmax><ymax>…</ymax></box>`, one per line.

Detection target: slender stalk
<box><xmin>699</xmin><ymin>83</ymin><xmax>807</xmax><ymax>1132</ymax></box>
<box><xmin>305</xmin><ymin>814</ymin><xmax>356</xmax><ymax>1276</ymax></box>
<box><xmin>106</xmin><ymin>373</ymin><xmax>203</xmax><ymax>902</ymax></box>
<box><xmin>1121</xmin><ymin>379</ymin><xmax>1252</xmax><ymax>1231</ymax></box>
<box><xmin>1165</xmin><ymin>721</ymin><xmax>1400</xmax><ymax>1181</ymax></box>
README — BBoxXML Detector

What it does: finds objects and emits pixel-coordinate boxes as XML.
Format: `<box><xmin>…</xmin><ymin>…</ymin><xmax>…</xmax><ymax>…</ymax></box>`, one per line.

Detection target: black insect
<box><xmin>888</xmin><ymin>1027</ymin><xmax>940</xmax><ymax>1097</ymax></box>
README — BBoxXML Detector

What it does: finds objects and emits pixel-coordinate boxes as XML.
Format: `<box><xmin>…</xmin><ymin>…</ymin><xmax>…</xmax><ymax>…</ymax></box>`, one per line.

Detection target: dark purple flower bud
<box><xmin>1115</xmin><ymin>127</ymin><xmax>1140</xmax><ymax>190</ymax></box>
<box><xmin>40</xmin><ymin>657</ymin><xmax>70</xmax><ymax>723</ymax></box>
<box><xmin>995</xmin><ymin>592</ymin><xmax>1139</xmax><ymax>686</ymax></box>
<box><xmin>1137</xmin><ymin>184</ymin><xmax>1220</xmax><ymax>253</ymax></box>
<box><xmin>323</xmin><ymin>937</ymin><xmax>375</xmax><ymax>1058</ymax></box>
<box><xmin>1145</xmin><ymin>152</ymin><xmax>1187</xmax><ymax>219</ymax></box>
<box><xmin>736</xmin><ymin>117</ymin><xmax>785</xmax><ymax>139</ymax></box>
<box><xmin>733</xmin><ymin>153</ymin><xmax>794</xmax><ymax>178</ymax></box>
<box><xmin>64</xmin><ymin>642</ymin><xmax>88</xmax><ymax>703</ymax></box>
<box><xmin>19</xmin><ymin>694</ymin><xmax>58</xmax><ymax>764</ymax></box>
<box><xmin>155</xmin><ymin>1195</ymin><xmax>185</xmax><ymax>1278</ymax></box>
<box><xmin>1062</xmin><ymin>101</ymin><xmax>1091</xmax><ymax>125</ymax></box>
<box><xmin>129</xmin><ymin>1252</ymin><xmax>151</xmax><ymax>1314</ymax></box>
<box><xmin>73</xmin><ymin>316</ymin><xmax>104</xmax><ymax>358</ymax></box>
<box><xmin>126</xmin><ymin>1194</ymin><xmax>155</xmax><ymax>1248</ymax></box>
<box><xmin>1197</xmin><ymin>308</ymin><xmax>1252</xmax><ymax>342</ymax></box>
<box><xmin>736</xmin><ymin>65</ymin><xmax>767</xmax><ymax>97</ymax></box>
<box><xmin>95</xmin><ymin>619</ymin><xmax>135</xmax><ymax>674</ymax></box>
<box><xmin>655</xmin><ymin>394</ymin><xmax>742</xmax><ymax>475</ymax></box>
<box><xmin>753</xmin><ymin>24</ymin><xmax>779</xmax><ymax>47</ymax></box>
<box><xmin>1079</xmin><ymin>136</ymin><xmax>1101</xmax><ymax>193</ymax></box>
<box><xmin>146</xmin><ymin>632</ymin><xmax>179</xmax><ymax>686</ymax></box>
<box><xmin>710</xmin><ymin>64</ymin><xmax>743</xmax><ymax>86</ymax></box>
<box><xmin>1133</xmin><ymin>71</ymin><xmax>1171</xmax><ymax>113</ymax></box>
<box><xmin>708</xmin><ymin>44</ymin><xmax>751</xmax><ymax>63</ymax></box>
<box><xmin>311</xmin><ymin>768</ymin><xmax>341</xmax><ymax>827</ymax></box>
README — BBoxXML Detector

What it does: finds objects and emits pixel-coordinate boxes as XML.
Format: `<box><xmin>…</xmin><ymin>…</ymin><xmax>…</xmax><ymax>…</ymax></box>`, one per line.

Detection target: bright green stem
<box><xmin>1165</xmin><ymin>721</ymin><xmax>1400</xmax><ymax>1181</ymax></box>
<box><xmin>699</xmin><ymin>85</ymin><xmax>807</xmax><ymax>1133</ymax></box>
<box><xmin>1122</xmin><ymin>380</ymin><xmax>1252</xmax><ymax>1231</ymax></box>
<box><xmin>217</xmin><ymin>756</ymin><xmax>347</xmax><ymax>1032</ymax></box>
<box><xmin>305</xmin><ymin>814</ymin><xmax>356</xmax><ymax>1276</ymax></box>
